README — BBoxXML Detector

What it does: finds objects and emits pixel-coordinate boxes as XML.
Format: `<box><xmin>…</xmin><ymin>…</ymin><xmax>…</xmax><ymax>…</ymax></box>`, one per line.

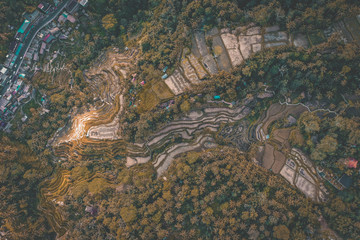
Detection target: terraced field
<box><xmin>38</xmin><ymin>16</ymin><xmax>360</xmax><ymax>236</ymax></box>
<box><xmin>38</xmin><ymin>169</ymin><xmax>114</xmax><ymax>238</ymax></box>
<box><xmin>252</xmin><ymin>103</ymin><xmax>330</xmax><ymax>202</ymax></box>
<box><xmin>38</xmin><ymin>169</ymin><xmax>71</xmax><ymax>237</ymax></box>
<box><xmin>54</xmin><ymin>49</ymin><xmax>138</xmax><ymax>145</ymax></box>
<box><xmin>164</xmin><ymin>16</ymin><xmax>360</xmax><ymax>95</ymax></box>
<box><xmin>127</xmin><ymin>104</ymin><xmax>252</xmax><ymax>176</ymax></box>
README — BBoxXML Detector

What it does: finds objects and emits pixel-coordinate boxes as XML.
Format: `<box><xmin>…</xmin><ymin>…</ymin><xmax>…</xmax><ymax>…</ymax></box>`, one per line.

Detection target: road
<box><xmin>1</xmin><ymin>0</ymin><xmax>70</xmax><ymax>96</ymax></box>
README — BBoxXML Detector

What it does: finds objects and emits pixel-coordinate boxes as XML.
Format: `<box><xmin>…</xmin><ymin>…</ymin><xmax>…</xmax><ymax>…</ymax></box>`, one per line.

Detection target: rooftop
<box><xmin>18</xmin><ymin>20</ymin><xmax>31</xmax><ymax>34</ymax></box>
<box><xmin>338</xmin><ymin>174</ymin><xmax>352</xmax><ymax>188</ymax></box>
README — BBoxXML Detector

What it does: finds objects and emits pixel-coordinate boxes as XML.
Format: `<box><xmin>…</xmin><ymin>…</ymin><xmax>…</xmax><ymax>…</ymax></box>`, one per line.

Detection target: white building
<box><xmin>78</xmin><ymin>0</ymin><xmax>88</xmax><ymax>7</ymax></box>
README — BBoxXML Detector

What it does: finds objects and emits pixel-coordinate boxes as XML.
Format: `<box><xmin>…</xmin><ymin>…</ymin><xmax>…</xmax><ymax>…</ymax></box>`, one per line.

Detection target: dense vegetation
<box><xmin>0</xmin><ymin>0</ymin><xmax>360</xmax><ymax>239</ymax></box>
<box><xmin>0</xmin><ymin>136</ymin><xmax>55</xmax><ymax>239</ymax></box>
<box><xmin>64</xmin><ymin>148</ymin><xmax>323</xmax><ymax>239</ymax></box>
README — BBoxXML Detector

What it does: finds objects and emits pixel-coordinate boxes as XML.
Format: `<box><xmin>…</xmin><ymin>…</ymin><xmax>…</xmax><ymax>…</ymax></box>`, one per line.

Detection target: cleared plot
<box><xmin>202</xmin><ymin>54</ymin><xmax>218</xmax><ymax>74</ymax></box>
<box><xmin>191</xmin><ymin>35</ymin><xmax>201</xmax><ymax>58</ymax></box>
<box><xmin>180</xmin><ymin>57</ymin><xmax>200</xmax><ymax>84</ymax></box>
<box><xmin>252</xmin><ymin>43</ymin><xmax>262</xmax><ymax>53</ymax></box>
<box><xmin>293</xmin><ymin>33</ymin><xmax>309</xmax><ymax>48</ymax></box>
<box><xmin>295</xmin><ymin>175</ymin><xmax>316</xmax><ymax>200</ymax></box>
<box><xmin>164</xmin><ymin>69</ymin><xmax>191</xmax><ymax>95</ymax></box>
<box><xmin>250</xmin><ymin>35</ymin><xmax>262</xmax><ymax>44</ymax></box>
<box><xmin>212</xmin><ymin>35</ymin><xmax>232</xmax><ymax>71</ymax></box>
<box><xmin>152</xmin><ymin>80</ymin><xmax>174</xmax><ymax>100</ymax></box>
<box><xmin>227</xmin><ymin>48</ymin><xmax>243</xmax><ymax>67</ymax></box>
<box><xmin>187</xmin><ymin>54</ymin><xmax>207</xmax><ymax>79</ymax></box>
<box><xmin>262</xmin><ymin>143</ymin><xmax>275</xmax><ymax>169</ymax></box>
<box><xmin>264</xmin><ymin>31</ymin><xmax>288</xmax><ymax>42</ymax></box>
<box><xmin>272</xmin><ymin>150</ymin><xmax>286</xmax><ymax>174</ymax></box>
<box><xmin>238</xmin><ymin>36</ymin><xmax>252</xmax><ymax>59</ymax></box>
<box><xmin>265</xmin><ymin>42</ymin><xmax>287</xmax><ymax>48</ymax></box>
<box><xmin>280</xmin><ymin>165</ymin><xmax>296</xmax><ymax>184</ymax></box>
<box><xmin>246</xmin><ymin>26</ymin><xmax>261</xmax><ymax>35</ymax></box>
<box><xmin>194</xmin><ymin>31</ymin><xmax>209</xmax><ymax>57</ymax></box>
<box><xmin>265</xmin><ymin>25</ymin><xmax>280</xmax><ymax>33</ymax></box>
<box><xmin>221</xmin><ymin>33</ymin><xmax>239</xmax><ymax>49</ymax></box>
<box><xmin>273</xmin><ymin>128</ymin><xmax>291</xmax><ymax>148</ymax></box>
<box><xmin>299</xmin><ymin>167</ymin><xmax>316</xmax><ymax>184</ymax></box>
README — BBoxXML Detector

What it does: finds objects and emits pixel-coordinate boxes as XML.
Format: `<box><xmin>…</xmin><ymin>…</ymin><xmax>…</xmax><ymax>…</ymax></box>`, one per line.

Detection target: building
<box><xmin>43</xmin><ymin>33</ymin><xmax>56</xmax><ymax>44</ymax></box>
<box><xmin>338</xmin><ymin>174</ymin><xmax>352</xmax><ymax>188</ymax></box>
<box><xmin>58</xmin><ymin>13</ymin><xmax>67</xmax><ymax>23</ymax></box>
<box><xmin>50</xmin><ymin>27</ymin><xmax>60</xmax><ymax>34</ymax></box>
<box><xmin>40</xmin><ymin>42</ymin><xmax>46</xmax><ymax>54</ymax></box>
<box><xmin>24</xmin><ymin>10</ymin><xmax>41</xmax><ymax>22</ymax></box>
<box><xmin>14</xmin><ymin>32</ymin><xmax>22</xmax><ymax>41</ymax></box>
<box><xmin>15</xmin><ymin>43</ymin><xmax>23</xmax><ymax>56</ymax></box>
<box><xmin>78</xmin><ymin>0</ymin><xmax>88</xmax><ymax>7</ymax></box>
<box><xmin>1</xmin><ymin>67</ymin><xmax>8</xmax><ymax>75</ymax></box>
<box><xmin>17</xmin><ymin>20</ymin><xmax>31</xmax><ymax>34</ymax></box>
<box><xmin>347</xmin><ymin>158</ymin><xmax>358</xmax><ymax>168</ymax></box>
<box><xmin>33</xmin><ymin>52</ymin><xmax>39</xmax><ymax>61</ymax></box>
<box><xmin>0</xmin><ymin>98</ymin><xmax>10</xmax><ymax>112</ymax></box>
<box><xmin>67</xmin><ymin>14</ymin><xmax>76</xmax><ymax>23</ymax></box>
<box><xmin>66</xmin><ymin>0</ymin><xmax>79</xmax><ymax>14</ymax></box>
<box><xmin>38</xmin><ymin>2</ymin><xmax>51</xmax><ymax>13</ymax></box>
<box><xmin>45</xmin><ymin>35</ymin><xmax>56</xmax><ymax>44</ymax></box>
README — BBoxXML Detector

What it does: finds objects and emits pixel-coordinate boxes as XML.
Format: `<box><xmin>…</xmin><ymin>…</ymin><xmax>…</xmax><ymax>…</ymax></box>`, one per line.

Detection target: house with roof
<box><xmin>15</xmin><ymin>43</ymin><xmax>23</xmax><ymax>56</ymax></box>
<box><xmin>338</xmin><ymin>174</ymin><xmax>352</xmax><ymax>189</ymax></box>
<box><xmin>347</xmin><ymin>158</ymin><xmax>358</xmax><ymax>168</ymax></box>
<box><xmin>78</xmin><ymin>0</ymin><xmax>88</xmax><ymax>7</ymax></box>
<box><xmin>24</xmin><ymin>10</ymin><xmax>41</xmax><ymax>22</ymax></box>
<box><xmin>17</xmin><ymin>20</ymin><xmax>31</xmax><ymax>34</ymax></box>
<box><xmin>38</xmin><ymin>2</ymin><xmax>51</xmax><ymax>13</ymax></box>
<box><xmin>67</xmin><ymin>14</ymin><xmax>76</xmax><ymax>23</ymax></box>
<box><xmin>0</xmin><ymin>98</ymin><xmax>10</xmax><ymax>112</ymax></box>
<box><xmin>1</xmin><ymin>67</ymin><xmax>8</xmax><ymax>75</ymax></box>
<box><xmin>33</xmin><ymin>52</ymin><xmax>39</xmax><ymax>61</ymax></box>
<box><xmin>66</xmin><ymin>0</ymin><xmax>79</xmax><ymax>14</ymax></box>
<box><xmin>43</xmin><ymin>33</ymin><xmax>56</xmax><ymax>44</ymax></box>
<box><xmin>40</xmin><ymin>42</ymin><xmax>46</xmax><ymax>54</ymax></box>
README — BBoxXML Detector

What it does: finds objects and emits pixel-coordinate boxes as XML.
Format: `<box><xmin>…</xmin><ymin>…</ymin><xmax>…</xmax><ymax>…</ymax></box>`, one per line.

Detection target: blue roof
<box><xmin>15</xmin><ymin>44</ymin><xmax>23</xmax><ymax>56</ymax></box>
<box><xmin>18</xmin><ymin>20</ymin><xmax>31</xmax><ymax>34</ymax></box>
<box><xmin>45</xmin><ymin>35</ymin><xmax>56</xmax><ymax>43</ymax></box>
<box><xmin>214</xmin><ymin>95</ymin><xmax>221</xmax><ymax>100</ymax></box>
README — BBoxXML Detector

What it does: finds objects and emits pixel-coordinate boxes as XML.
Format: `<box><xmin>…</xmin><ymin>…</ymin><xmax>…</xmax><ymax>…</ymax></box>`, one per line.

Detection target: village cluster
<box><xmin>0</xmin><ymin>0</ymin><xmax>88</xmax><ymax>130</ymax></box>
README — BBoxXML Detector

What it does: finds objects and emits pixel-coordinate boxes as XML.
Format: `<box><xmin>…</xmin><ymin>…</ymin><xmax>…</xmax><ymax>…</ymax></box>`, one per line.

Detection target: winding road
<box><xmin>1</xmin><ymin>0</ymin><xmax>71</xmax><ymax>96</ymax></box>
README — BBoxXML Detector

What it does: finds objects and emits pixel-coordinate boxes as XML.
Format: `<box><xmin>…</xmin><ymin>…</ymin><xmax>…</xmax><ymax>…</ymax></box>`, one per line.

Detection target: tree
<box><xmin>299</xmin><ymin>112</ymin><xmax>321</xmax><ymax>133</ymax></box>
<box><xmin>102</xmin><ymin>14</ymin><xmax>117</xmax><ymax>31</ymax></box>
<box><xmin>120</xmin><ymin>205</ymin><xmax>137</xmax><ymax>224</ymax></box>
<box><xmin>273</xmin><ymin>225</ymin><xmax>290</xmax><ymax>240</ymax></box>
<box><xmin>180</xmin><ymin>100</ymin><xmax>191</xmax><ymax>113</ymax></box>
